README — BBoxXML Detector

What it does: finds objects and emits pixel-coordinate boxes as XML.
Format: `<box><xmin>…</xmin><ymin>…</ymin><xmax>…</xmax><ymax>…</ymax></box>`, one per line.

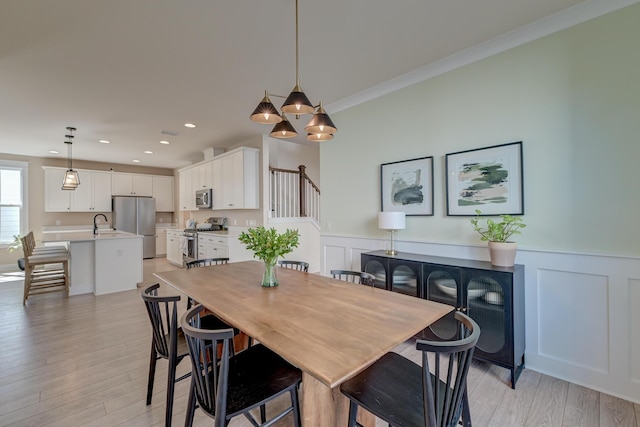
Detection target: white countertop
<box><xmin>155</xmin><ymin>223</ymin><xmax>178</xmax><ymax>229</ymax></box>
<box><xmin>42</xmin><ymin>230</ymin><xmax>142</xmax><ymax>243</ymax></box>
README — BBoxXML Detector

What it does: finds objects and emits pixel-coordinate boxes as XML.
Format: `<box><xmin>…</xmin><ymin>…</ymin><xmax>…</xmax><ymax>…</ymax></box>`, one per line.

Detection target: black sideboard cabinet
<box><xmin>362</xmin><ymin>250</ymin><xmax>525</xmax><ymax>388</ymax></box>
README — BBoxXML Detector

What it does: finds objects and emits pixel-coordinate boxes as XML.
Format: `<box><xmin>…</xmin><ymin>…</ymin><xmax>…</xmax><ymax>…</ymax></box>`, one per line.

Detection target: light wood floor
<box><xmin>0</xmin><ymin>258</ymin><xmax>638</xmax><ymax>427</ymax></box>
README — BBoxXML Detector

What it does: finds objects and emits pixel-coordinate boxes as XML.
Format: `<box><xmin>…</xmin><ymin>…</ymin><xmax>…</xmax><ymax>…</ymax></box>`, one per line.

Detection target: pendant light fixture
<box><xmin>270</xmin><ymin>113</ymin><xmax>297</xmax><ymax>139</ymax></box>
<box><xmin>61</xmin><ymin>126</ymin><xmax>80</xmax><ymax>190</ymax></box>
<box><xmin>249</xmin><ymin>0</ymin><xmax>336</xmax><ymax>141</ymax></box>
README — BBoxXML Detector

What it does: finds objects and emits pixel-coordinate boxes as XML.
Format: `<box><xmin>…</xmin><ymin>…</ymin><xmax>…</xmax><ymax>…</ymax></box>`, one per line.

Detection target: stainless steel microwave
<box><xmin>195</xmin><ymin>189</ymin><xmax>212</xmax><ymax>209</ymax></box>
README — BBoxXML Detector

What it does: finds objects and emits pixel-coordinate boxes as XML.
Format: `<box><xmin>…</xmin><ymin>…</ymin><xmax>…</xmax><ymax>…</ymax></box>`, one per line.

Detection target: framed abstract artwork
<box><xmin>380</xmin><ymin>156</ymin><xmax>434</xmax><ymax>216</ymax></box>
<box><xmin>445</xmin><ymin>141</ymin><xmax>524</xmax><ymax>216</ymax></box>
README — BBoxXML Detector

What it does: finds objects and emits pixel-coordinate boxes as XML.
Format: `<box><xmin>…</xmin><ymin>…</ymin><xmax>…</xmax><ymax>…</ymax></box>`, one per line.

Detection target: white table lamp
<box><xmin>378</xmin><ymin>212</ymin><xmax>406</xmax><ymax>256</ymax></box>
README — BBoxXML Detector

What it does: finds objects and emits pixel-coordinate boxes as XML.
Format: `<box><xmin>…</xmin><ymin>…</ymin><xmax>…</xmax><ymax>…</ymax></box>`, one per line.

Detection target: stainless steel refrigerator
<box><xmin>112</xmin><ymin>196</ymin><xmax>156</xmax><ymax>259</ymax></box>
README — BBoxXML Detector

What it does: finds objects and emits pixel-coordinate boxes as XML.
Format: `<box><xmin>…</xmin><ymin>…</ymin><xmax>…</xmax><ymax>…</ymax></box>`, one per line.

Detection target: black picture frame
<box><xmin>380</xmin><ymin>156</ymin><xmax>434</xmax><ymax>216</ymax></box>
<box><xmin>445</xmin><ymin>141</ymin><xmax>524</xmax><ymax>216</ymax></box>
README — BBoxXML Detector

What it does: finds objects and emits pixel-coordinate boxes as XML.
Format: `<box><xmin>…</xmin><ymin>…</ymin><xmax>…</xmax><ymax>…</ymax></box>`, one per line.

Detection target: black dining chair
<box><xmin>141</xmin><ymin>284</ymin><xmax>236</xmax><ymax>427</ymax></box>
<box><xmin>340</xmin><ymin>311</ymin><xmax>480</xmax><ymax>427</ymax></box>
<box><xmin>330</xmin><ymin>269</ymin><xmax>376</xmax><ymax>286</ymax></box>
<box><xmin>181</xmin><ymin>304</ymin><xmax>303</xmax><ymax>427</ymax></box>
<box><xmin>278</xmin><ymin>260</ymin><xmax>309</xmax><ymax>272</ymax></box>
<box><xmin>185</xmin><ymin>257</ymin><xmax>230</xmax><ymax>269</ymax></box>
<box><xmin>185</xmin><ymin>257</ymin><xmax>229</xmax><ymax>309</ymax></box>
<box><xmin>141</xmin><ymin>284</ymin><xmax>190</xmax><ymax>427</ymax></box>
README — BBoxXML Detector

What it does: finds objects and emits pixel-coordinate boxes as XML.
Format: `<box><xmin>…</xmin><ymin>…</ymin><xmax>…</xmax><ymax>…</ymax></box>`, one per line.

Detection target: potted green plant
<box><xmin>470</xmin><ymin>210</ymin><xmax>526</xmax><ymax>267</ymax></box>
<box><xmin>7</xmin><ymin>234</ymin><xmax>25</xmax><ymax>271</ymax></box>
<box><xmin>238</xmin><ymin>226</ymin><xmax>300</xmax><ymax>287</ymax></box>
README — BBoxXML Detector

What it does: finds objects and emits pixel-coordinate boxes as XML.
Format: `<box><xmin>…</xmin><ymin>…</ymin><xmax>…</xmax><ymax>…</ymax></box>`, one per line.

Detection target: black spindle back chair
<box><xmin>278</xmin><ymin>260</ymin><xmax>309</xmax><ymax>272</ymax></box>
<box><xmin>141</xmin><ymin>283</ymin><xmax>191</xmax><ymax>427</ymax></box>
<box><xmin>330</xmin><ymin>269</ymin><xmax>376</xmax><ymax>286</ymax></box>
<box><xmin>340</xmin><ymin>311</ymin><xmax>480</xmax><ymax>427</ymax></box>
<box><xmin>181</xmin><ymin>304</ymin><xmax>303</xmax><ymax>427</ymax></box>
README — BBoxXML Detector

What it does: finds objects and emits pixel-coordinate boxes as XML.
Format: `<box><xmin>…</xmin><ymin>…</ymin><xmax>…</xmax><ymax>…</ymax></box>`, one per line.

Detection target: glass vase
<box><xmin>262</xmin><ymin>260</ymin><xmax>278</xmax><ymax>287</ymax></box>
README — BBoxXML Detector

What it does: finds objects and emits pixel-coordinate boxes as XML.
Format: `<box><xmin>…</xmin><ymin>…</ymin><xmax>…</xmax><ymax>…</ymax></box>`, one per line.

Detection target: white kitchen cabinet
<box><xmin>70</xmin><ymin>170</ymin><xmax>112</xmax><ymax>211</ymax></box>
<box><xmin>153</xmin><ymin>176</ymin><xmax>174</xmax><ymax>211</ymax></box>
<box><xmin>166</xmin><ymin>230</ymin><xmax>183</xmax><ymax>266</ymax></box>
<box><xmin>178</xmin><ymin>167</ymin><xmax>195</xmax><ymax>211</ymax></box>
<box><xmin>197</xmin><ymin>233</ymin><xmax>229</xmax><ymax>259</ymax></box>
<box><xmin>112</xmin><ymin>173</ymin><xmax>153</xmax><ymax>196</ymax></box>
<box><xmin>156</xmin><ymin>228</ymin><xmax>167</xmax><ymax>256</ymax></box>
<box><xmin>211</xmin><ymin>161</ymin><xmax>223</xmax><ymax>210</ymax></box>
<box><xmin>44</xmin><ymin>168</ymin><xmax>73</xmax><ymax>211</ymax></box>
<box><xmin>178</xmin><ymin>161</ymin><xmax>212</xmax><ymax>211</ymax></box>
<box><xmin>44</xmin><ymin>168</ymin><xmax>112</xmax><ymax>212</ymax></box>
<box><xmin>211</xmin><ymin>147</ymin><xmax>259</xmax><ymax>210</ymax></box>
<box><xmin>197</xmin><ymin>232</ymin><xmax>253</xmax><ymax>263</ymax></box>
<box><xmin>192</xmin><ymin>161</ymin><xmax>213</xmax><ymax>190</ymax></box>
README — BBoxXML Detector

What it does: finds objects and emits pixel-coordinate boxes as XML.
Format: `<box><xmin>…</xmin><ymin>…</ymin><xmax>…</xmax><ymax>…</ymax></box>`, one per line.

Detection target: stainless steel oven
<box><xmin>182</xmin><ymin>229</ymin><xmax>198</xmax><ymax>263</ymax></box>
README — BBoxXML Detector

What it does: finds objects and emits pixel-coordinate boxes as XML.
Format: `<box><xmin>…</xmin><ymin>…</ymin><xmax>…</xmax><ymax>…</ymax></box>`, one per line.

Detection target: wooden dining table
<box><xmin>154</xmin><ymin>260</ymin><xmax>453</xmax><ymax>427</ymax></box>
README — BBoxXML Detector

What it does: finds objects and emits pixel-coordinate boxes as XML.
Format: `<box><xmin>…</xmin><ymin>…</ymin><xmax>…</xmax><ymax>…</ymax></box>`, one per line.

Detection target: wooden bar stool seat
<box><xmin>21</xmin><ymin>237</ymin><xmax>69</xmax><ymax>305</ymax></box>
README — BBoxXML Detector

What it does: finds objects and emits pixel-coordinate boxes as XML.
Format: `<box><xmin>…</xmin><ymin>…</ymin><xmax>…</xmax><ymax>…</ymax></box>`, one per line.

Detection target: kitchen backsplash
<box><xmin>180</xmin><ymin>209</ymin><xmax>261</xmax><ymax>228</ymax></box>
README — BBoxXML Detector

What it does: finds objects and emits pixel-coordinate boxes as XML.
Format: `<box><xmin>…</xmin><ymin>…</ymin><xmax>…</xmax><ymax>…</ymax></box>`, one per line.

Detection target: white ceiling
<box><xmin>0</xmin><ymin>0</ymin><xmax>631</xmax><ymax>169</ymax></box>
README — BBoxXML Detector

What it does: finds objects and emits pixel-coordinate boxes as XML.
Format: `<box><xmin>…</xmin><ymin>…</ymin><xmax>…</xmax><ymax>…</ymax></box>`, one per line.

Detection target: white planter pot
<box><xmin>488</xmin><ymin>241</ymin><xmax>517</xmax><ymax>267</ymax></box>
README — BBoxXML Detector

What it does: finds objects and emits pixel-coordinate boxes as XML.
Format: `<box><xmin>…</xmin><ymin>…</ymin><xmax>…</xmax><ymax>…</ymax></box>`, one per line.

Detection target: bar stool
<box><xmin>21</xmin><ymin>234</ymin><xmax>69</xmax><ymax>305</ymax></box>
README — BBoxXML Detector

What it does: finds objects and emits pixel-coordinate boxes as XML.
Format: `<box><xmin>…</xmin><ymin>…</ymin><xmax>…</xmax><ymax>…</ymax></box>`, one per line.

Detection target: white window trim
<box><xmin>0</xmin><ymin>159</ymin><xmax>28</xmax><ymax>247</ymax></box>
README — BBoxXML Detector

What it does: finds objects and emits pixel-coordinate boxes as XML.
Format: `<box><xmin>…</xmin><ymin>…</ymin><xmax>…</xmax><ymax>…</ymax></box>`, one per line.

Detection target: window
<box><xmin>0</xmin><ymin>160</ymin><xmax>28</xmax><ymax>244</ymax></box>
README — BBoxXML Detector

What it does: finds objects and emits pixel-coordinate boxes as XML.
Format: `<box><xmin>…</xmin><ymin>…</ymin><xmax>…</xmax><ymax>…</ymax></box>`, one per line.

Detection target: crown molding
<box><xmin>327</xmin><ymin>0</ymin><xmax>640</xmax><ymax>113</ymax></box>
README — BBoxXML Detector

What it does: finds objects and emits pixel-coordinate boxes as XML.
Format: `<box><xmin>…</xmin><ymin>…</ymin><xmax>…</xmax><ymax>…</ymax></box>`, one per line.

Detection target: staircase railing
<box><xmin>269</xmin><ymin>165</ymin><xmax>320</xmax><ymax>223</ymax></box>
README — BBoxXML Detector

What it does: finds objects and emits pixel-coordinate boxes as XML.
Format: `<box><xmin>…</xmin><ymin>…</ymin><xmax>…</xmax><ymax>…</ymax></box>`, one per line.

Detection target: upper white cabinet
<box><xmin>192</xmin><ymin>161</ymin><xmax>213</xmax><ymax>190</ymax></box>
<box><xmin>44</xmin><ymin>167</ymin><xmax>175</xmax><ymax>213</ymax></box>
<box><xmin>44</xmin><ymin>168</ymin><xmax>72</xmax><ymax>211</ymax></box>
<box><xmin>111</xmin><ymin>173</ymin><xmax>153</xmax><ymax>196</ymax></box>
<box><xmin>44</xmin><ymin>168</ymin><xmax>112</xmax><ymax>212</ymax></box>
<box><xmin>212</xmin><ymin>147</ymin><xmax>259</xmax><ymax>210</ymax></box>
<box><xmin>178</xmin><ymin>167</ymin><xmax>195</xmax><ymax>211</ymax></box>
<box><xmin>153</xmin><ymin>176</ymin><xmax>174</xmax><ymax>212</ymax></box>
<box><xmin>70</xmin><ymin>171</ymin><xmax>112</xmax><ymax>211</ymax></box>
<box><xmin>176</xmin><ymin>146</ymin><xmax>259</xmax><ymax>212</ymax></box>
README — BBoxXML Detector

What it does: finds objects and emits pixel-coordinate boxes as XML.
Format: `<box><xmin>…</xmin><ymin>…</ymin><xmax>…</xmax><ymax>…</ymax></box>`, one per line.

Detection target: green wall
<box><xmin>320</xmin><ymin>4</ymin><xmax>640</xmax><ymax>257</ymax></box>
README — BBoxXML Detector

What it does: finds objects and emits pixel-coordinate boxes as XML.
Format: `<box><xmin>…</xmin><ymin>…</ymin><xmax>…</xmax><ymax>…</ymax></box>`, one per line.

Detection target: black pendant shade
<box><xmin>281</xmin><ymin>84</ymin><xmax>315</xmax><ymax>115</ymax></box>
<box><xmin>306</xmin><ymin>132</ymin><xmax>334</xmax><ymax>142</ymax></box>
<box><xmin>250</xmin><ymin>92</ymin><xmax>283</xmax><ymax>124</ymax></box>
<box><xmin>304</xmin><ymin>102</ymin><xmax>337</xmax><ymax>134</ymax></box>
<box><xmin>270</xmin><ymin>114</ymin><xmax>298</xmax><ymax>138</ymax></box>
<box><xmin>249</xmin><ymin>0</ymin><xmax>335</xmax><ymax>141</ymax></box>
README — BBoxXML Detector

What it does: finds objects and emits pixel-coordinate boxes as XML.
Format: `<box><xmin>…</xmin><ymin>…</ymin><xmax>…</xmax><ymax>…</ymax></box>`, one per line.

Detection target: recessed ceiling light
<box><xmin>159</xmin><ymin>140</ymin><xmax>170</xmax><ymax>145</ymax></box>
<box><xmin>49</xmin><ymin>150</ymin><xmax>59</xmax><ymax>154</ymax></box>
<box><xmin>132</xmin><ymin>159</ymin><xmax>141</xmax><ymax>163</ymax></box>
<box><xmin>144</xmin><ymin>150</ymin><xmax>153</xmax><ymax>154</ymax></box>
<box><xmin>99</xmin><ymin>140</ymin><xmax>110</xmax><ymax>144</ymax></box>
<box><xmin>184</xmin><ymin>123</ymin><xmax>196</xmax><ymax>128</ymax></box>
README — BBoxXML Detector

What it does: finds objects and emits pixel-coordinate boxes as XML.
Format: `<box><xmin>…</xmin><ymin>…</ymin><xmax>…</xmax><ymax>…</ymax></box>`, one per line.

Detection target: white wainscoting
<box><xmin>321</xmin><ymin>234</ymin><xmax>640</xmax><ymax>404</ymax></box>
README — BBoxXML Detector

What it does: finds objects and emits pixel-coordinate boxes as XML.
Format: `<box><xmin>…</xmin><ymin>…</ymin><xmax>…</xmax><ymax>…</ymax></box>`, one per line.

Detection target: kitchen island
<box><xmin>42</xmin><ymin>230</ymin><xmax>143</xmax><ymax>296</ymax></box>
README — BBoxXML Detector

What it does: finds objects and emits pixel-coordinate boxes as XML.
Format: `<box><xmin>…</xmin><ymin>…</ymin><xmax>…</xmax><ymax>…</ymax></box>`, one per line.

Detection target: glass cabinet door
<box><xmin>464</xmin><ymin>273</ymin><xmax>508</xmax><ymax>356</ymax></box>
<box><xmin>422</xmin><ymin>266</ymin><xmax>461</xmax><ymax>341</ymax></box>
<box><xmin>389</xmin><ymin>261</ymin><xmax>420</xmax><ymax>297</ymax></box>
<box><xmin>362</xmin><ymin>258</ymin><xmax>387</xmax><ymax>289</ymax></box>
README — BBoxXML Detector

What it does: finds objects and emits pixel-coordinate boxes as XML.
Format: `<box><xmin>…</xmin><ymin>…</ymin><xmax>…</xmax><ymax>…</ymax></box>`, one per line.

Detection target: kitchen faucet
<box><xmin>93</xmin><ymin>213</ymin><xmax>109</xmax><ymax>235</ymax></box>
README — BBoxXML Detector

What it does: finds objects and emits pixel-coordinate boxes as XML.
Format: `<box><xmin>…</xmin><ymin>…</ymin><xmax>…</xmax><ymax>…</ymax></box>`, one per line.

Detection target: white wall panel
<box><xmin>630</xmin><ymin>278</ymin><xmax>640</xmax><ymax>384</ymax></box>
<box><xmin>537</xmin><ymin>269</ymin><xmax>609</xmax><ymax>373</ymax></box>
<box><xmin>323</xmin><ymin>245</ymin><xmax>347</xmax><ymax>276</ymax></box>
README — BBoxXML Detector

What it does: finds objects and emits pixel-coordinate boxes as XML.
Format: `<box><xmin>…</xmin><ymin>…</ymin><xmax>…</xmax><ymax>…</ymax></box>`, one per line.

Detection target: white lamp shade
<box><xmin>378</xmin><ymin>211</ymin><xmax>406</xmax><ymax>230</ymax></box>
